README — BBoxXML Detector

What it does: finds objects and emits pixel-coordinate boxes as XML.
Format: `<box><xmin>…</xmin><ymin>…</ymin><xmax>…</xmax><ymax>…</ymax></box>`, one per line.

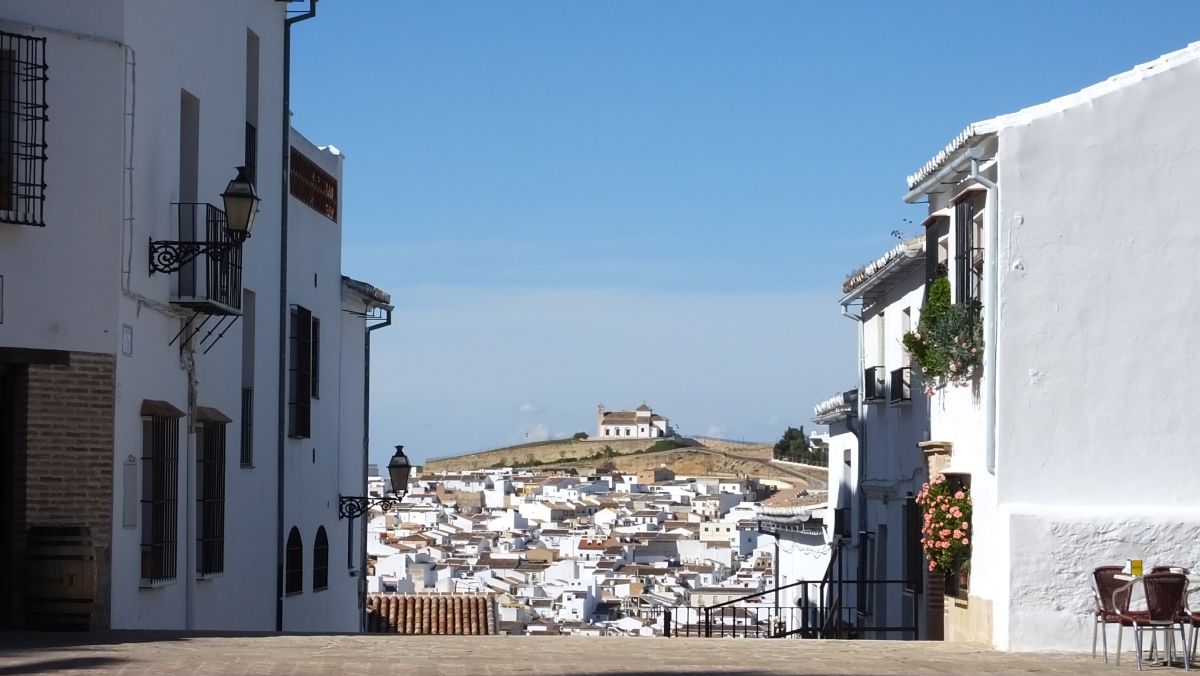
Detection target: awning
<box><xmin>140</xmin><ymin>399</ymin><xmax>185</xmax><ymax>418</ymax></box>
<box><xmin>195</xmin><ymin>406</ymin><xmax>232</xmax><ymax>423</ymax></box>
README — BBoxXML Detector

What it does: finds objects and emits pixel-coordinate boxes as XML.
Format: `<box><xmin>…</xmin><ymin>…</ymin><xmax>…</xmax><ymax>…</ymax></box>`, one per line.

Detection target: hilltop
<box><xmin>420</xmin><ymin>436</ymin><xmax>826</xmax><ymax>488</ymax></box>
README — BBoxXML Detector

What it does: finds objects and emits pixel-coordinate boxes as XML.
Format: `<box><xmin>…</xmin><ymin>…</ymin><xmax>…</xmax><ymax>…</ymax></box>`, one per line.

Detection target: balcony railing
<box><xmin>889</xmin><ymin>366</ymin><xmax>912</xmax><ymax>404</ymax></box>
<box><xmin>168</xmin><ymin>203</ymin><xmax>242</xmax><ymax>316</ymax></box>
<box><xmin>863</xmin><ymin>366</ymin><xmax>886</xmax><ymax>402</ymax></box>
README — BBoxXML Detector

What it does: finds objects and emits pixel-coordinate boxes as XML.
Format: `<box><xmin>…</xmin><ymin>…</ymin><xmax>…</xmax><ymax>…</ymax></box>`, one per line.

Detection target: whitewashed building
<box><xmin>0</xmin><ymin>1</ymin><xmax>391</xmax><ymax>632</ymax></box>
<box><xmin>903</xmin><ymin>41</ymin><xmax>1200</xmax><ymax>650</ymax></box>
<box><xmin>596</xmin><ymin>403</ymin><xmax>673</xmax><ymax>439</ymax></box>
<box><xmin>834</xmin><ymin>237</ymin><xmax>931</xmax><ymax>640</ymax></box>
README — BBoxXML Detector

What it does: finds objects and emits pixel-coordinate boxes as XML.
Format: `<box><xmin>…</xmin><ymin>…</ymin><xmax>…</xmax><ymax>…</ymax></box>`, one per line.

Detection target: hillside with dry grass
<box><xmin>420</xmin><ymin>436</ymin><xmax>826</xmax><ymax>489</ymax></box>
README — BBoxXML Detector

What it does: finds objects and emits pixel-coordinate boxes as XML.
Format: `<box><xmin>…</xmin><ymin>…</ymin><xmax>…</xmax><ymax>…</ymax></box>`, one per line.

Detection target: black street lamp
<box><xmin>339</xmin><ymin>445</ymin><xmax>412</xmax><ymax>520</ymax></box>
<box><xmin>149</xmin><ymin>166</ymin><xmax>261</xmax><ymax>273</ymax></box>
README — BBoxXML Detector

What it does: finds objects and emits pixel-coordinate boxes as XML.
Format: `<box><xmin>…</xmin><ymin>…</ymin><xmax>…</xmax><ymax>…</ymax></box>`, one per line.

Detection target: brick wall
<box><xmin>25</xmin><ymin>352</ymin><xmax>115</xmax><ymax>629</ymax></box>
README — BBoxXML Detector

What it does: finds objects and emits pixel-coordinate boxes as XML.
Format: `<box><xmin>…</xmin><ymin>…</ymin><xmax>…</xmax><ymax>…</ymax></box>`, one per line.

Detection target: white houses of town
<box><xmin>0</xmin><ymin>1</ymin><xmax>390</xmax><ymax>632</ymax></box>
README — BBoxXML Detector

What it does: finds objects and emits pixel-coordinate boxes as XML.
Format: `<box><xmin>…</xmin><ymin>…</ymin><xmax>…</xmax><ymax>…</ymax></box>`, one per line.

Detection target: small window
<box><xmin>288</xmin><ymin>306</ymin><xmax>312</xmax><ymax>438</ymax></box>
<box><xmin>141</xmin><ymin>415</ymin><xmax>180</xmax><ymax>584</ymax></box>
<box><xmin>0</xmin><ymin>32</ymin><xmax>48</xmax><ymax>226</ymax></box>
<box><xmin>313</xmin><ymin>526</ymin><xmax>329</xmax><ymax>591</ymax></box>
<box><xmin>604</xmin><ymin>429</ymin><xmax>610</xmax><ymax>436</ymax></box>
<box><xmin>240</xmin><ymin>388</ymin><xmax>253</xmax><ymax>467</ymax></box>
<box><xmin>197</xmin><ymin>420</ymin><xmax>226</xmax><ymax>576</ymax></box>
<box><xmin>311</xmin><ymin>317</ymin><xmax>320</xmax><ymax>400</ymax></box>
<box><xmin>285</xmin><ymin>527</ymin><xmax>303</xmax><ymax>595</ymax></box>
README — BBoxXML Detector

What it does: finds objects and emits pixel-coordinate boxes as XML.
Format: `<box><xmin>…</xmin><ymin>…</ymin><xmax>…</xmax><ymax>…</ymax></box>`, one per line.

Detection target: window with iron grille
<box><xmin>288</xmin><ymin>306</ymin><xmax>312</xmax><ymax>438</ymax></box>
<box><xmin>313</xmin><ymin>526</ymin><xmax>329</xmax><ymax>591</ymax></box>
<box><xmin>244</xmin><ymin>122</ymin><xmax>257</xmax><ymax>186</ymax></box>
<box><xmin>285</xmin><ymin>527</ymin><xmax>303</xmax><ymax>595</ymax></box>
<box><xmin>289</xmin><ymin>146</ymin><xmax>337</xmax><ymax>221</ymax></box>
<box><xmin>0</xmin><ymin>32</ymin><xmax>48</xmax><ymax>227</ymax></box>
<box><xmin>954</xmin><ymin>196</ymin><xmax>983</xmax><ymax>304</ymax></box>
<box><xmin>240</xmin><ymin>388</ymin><xmax>253</xmax><ymax>467</ymax></box>
<box><xmin>141</xmin><ymin>416</ymin><xmax>179</xmax><ymax>584</ymax></box>
<box><xmin>311</xmin><ymin>317</ymin><xmax>320</xmax><ymax>400</ymax></box>
<box><xmin>197</xmin><ymin>421</ymin><xmax>226</xmax><ymax>576</ymax></box>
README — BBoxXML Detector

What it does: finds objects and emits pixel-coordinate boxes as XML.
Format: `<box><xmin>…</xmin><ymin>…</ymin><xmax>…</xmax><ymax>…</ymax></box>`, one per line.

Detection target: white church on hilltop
<box><xmin>596</xmin><ymin>404</ymin><xmax>674</xmax><ymax>439</ymax></box>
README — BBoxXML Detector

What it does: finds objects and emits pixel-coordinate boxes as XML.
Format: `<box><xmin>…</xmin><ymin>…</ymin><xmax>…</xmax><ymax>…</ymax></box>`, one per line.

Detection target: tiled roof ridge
<box><xmin>906</xmin><ymin>40</ymin><xmax>1200</xmax><ymax>190</ymax></box>
<box><xmin>842</xmin><ymin>235</ymin><xmax>924</xmax><ymax>294</ymax></box>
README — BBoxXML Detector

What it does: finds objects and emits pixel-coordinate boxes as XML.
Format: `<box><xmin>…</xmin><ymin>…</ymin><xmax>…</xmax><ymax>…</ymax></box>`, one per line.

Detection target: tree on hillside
<box><xmin>572</xmin><ymin>432</ymin><xmax>589</xmax><ymax>441</ymax></box>
<box><xmin>773</xmin><ymin>426</ymin><xmax>827</xmax><ymax>466</ymax></box>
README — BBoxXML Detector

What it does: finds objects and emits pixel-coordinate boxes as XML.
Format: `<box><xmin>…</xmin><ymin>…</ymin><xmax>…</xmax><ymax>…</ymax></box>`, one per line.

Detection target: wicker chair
<box><xmin>1092</xmin><ymin>565</ymin><xmax>1136</xmax><ymax>663</ymax></box>
<box><xmin>1114</xmin><ymin>572</ymin><xmax>1191</xmax><ymax>671</ymax></box>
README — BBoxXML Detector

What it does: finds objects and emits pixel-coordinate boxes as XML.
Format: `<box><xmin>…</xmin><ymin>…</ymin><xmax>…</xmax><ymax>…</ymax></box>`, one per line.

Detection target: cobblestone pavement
<box><xmin>0</xmin><ymin>632</ymin><xmax>1130</xmax><ymax>675</ymax></box>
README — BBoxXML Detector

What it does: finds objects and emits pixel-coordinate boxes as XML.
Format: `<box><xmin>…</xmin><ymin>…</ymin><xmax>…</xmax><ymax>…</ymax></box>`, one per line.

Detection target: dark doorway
<box><xmin>0</xmin><ymin>363</ymin><xmax>28</xmax><ymax>628</ymax></box>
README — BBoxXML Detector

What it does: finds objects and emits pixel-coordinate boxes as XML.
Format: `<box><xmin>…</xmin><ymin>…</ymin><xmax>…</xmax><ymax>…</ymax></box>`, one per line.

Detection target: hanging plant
<box><xmin>902</xmin><ymin>276</ymin><xmax>982</xmax><ymax>392</ymax></box>
<box><xmin>916</xmin><ymin>473</ymin><xmax>972</xmax><ymax>574</ymax></box>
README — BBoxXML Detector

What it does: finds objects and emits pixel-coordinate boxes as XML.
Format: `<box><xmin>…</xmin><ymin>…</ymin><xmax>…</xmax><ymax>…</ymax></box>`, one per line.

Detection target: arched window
<box><xmin>313</xmin><ymin>526</ymin><xmax>329</xmax><ymax>591</ymax></box>
<box><xmin>285</xmin><ymin>527</ymin><xmax>303</xmax><ymax>595</ymax></box>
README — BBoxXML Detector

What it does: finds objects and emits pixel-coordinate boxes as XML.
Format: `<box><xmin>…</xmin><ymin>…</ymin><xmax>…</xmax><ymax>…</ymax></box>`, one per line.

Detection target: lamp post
<box><xmin>339</xmin><ymin>445</ymin><xmax>411</xmax><ymax>520</ymax></box>
<box><xmin>149</xmin><ymin>166</ymin><xmax>261</xmax><ymax>273</ymax></box>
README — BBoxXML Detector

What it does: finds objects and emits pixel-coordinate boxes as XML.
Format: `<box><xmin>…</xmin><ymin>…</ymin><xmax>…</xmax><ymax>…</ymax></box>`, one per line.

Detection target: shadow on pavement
<box><xmin>0</xmin><ymin>656</ymin><xmax>124</xmax><ymax>675</ymax></box>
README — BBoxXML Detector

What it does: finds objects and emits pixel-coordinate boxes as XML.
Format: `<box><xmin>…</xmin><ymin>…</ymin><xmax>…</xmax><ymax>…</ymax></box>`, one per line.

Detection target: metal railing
<box><xmin>889</xmin><ymin>366</ymin><xmax>912</xmax><ymax>404</ymax></box>
<box><xmin>864</xmin><ymin>365</ymin><xmax>887</xmax><ymax>402</ymax></box>
<box><xmin>171</xmin><ymin>202</ymin><xmax>242</xmax><ymax>314</ymax></box>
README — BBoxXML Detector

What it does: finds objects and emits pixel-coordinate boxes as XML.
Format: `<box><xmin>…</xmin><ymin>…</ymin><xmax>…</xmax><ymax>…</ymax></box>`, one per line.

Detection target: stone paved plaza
<box><xmin>0</xmin><ymin>633</ymin><xmax>1134</xmax><ymax>675</ymax></box>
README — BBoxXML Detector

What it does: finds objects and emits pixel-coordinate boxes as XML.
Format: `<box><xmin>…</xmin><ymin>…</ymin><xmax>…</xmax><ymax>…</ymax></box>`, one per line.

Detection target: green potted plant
<box><xmin>902</xmin><ymin>276</ymin><xmax>983</xmax><ymax>393</ymax></box>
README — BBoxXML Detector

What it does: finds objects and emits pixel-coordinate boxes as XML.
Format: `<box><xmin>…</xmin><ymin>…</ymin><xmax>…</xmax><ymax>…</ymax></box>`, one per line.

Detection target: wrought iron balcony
<box><xmin>158</xmin><ymin>203</ymin><xmax>243</xmax><ymax>317</ymax></box>
<box><xmin>889</xmin><ymin>366</ymin><xmax>912</xmax><ymax>405</ymax></box>
<box><xmin>863</xmin><ymin>366</ymin><xmax>886</xmax><ymax>402</ymax></box>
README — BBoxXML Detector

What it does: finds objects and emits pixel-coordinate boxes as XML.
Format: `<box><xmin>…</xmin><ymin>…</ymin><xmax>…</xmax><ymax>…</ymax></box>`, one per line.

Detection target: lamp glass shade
<box><xmin>387</xmin><ymin>445</ymin><xmax>412</xmax><ymax>496</ymax></box>
<box><xmin>221</xmin><ymin>166</ymin><xmax>260</xmax><ymax>243</ymax></box>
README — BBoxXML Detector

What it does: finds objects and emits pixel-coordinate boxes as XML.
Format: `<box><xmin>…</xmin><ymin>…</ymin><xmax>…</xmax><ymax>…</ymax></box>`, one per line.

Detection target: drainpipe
<box><xmin>967</xmin><ymin>158</ymin><xmax>1000</xmax><ymax>476</ymax></box>
<box><xmin>360</xmin><ymin>306</ymin><xmax>392</xmax><ymax>630</ymax></box>
<box><xmin>276</xmin><ymin>0</ymin><xmax>318</xmax><ymax>633</ymax></box>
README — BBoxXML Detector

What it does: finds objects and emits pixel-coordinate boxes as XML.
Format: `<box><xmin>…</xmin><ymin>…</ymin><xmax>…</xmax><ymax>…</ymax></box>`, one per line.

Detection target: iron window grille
<box><xmin>141</xmin><ymin>416</ymin><xmax>179</xmax><ymax>584</ymax></box>
<box><xmin>889</xmin><ymin>366</ymin><xmax>912</xmax><ymax>404</ymax></box>
<box><xmin>240</xmin><ymin>387</ymin><xmax>253</xmax><ymax>467</ymax></box>
<box><xmin>313</xmin><ymin>526</ymin><xmax>329</xmax><ymax>591</ymax></box>
<box><xmin>244</xmin><ymin>122</ymin><xmax>257</xmax><ymax>186</ymax></box>
<box><xmin>954</xmin><ymin>197</ymin><xmax>983</xmax><ymax>304</ymax></box>
<box><xmin>863</xmin><ymin>366</ymin><xmax>887</xmax><ymax>402</ymax></box>
<box><xmin>289</xmin><ymin>146</ymin><xmax>337</xmax><ymax>221</ymax></box>
<box><xmin>288</xmin><ymin>306</ymin><xmax>312</xmax><ymax>438</ymax></box>
<box><xmin>285</xmin><ymin>527</ymin><xmax>303</xmax><ymax>595</ymax></box>
<box><xmin>197</xmin><ymin>421</ymin><xmax>226</xmax><ymax>576</ymax></box>
<box><xmin>311</xmin><ymin>317</ymin><xmax>320</xmax><ymax>399</ymax></box>
<box><xmin>0</xmin><ymin>31</ymin><xmax>48</xmax><ymax>227</ymax></box>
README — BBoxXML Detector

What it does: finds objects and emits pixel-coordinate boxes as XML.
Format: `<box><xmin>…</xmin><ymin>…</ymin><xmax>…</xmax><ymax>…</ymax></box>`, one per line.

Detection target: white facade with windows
<box><xmin>596</xmin><ymin>403</ymin><xmax>673</xmax><ymax>439</ymax></box>
<box><xmin>837</xmin><ymin>236</ymin><xmax>932</xmax><ymax>640</ymax></box>
<box><xmin>0</xmin><ymin>1</ymin><xmax>389</xmax><ymax>632</ymax></box>
<box><xmin>904</xmin><ymin>41</ymin><xmax>1200</xmax><ymax>651</ymax></box>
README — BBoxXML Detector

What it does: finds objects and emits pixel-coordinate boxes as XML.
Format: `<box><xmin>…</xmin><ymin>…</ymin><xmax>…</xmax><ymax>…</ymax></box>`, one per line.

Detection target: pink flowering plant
<box><xmin>902</xmin><ymin>276</ymin><xmax>982</xmax><ymax>393</ymax></box>
<box><xmin>916</xmin><ymin>472</ymin><xmax>972</xmax><ymax>573</ymax></box>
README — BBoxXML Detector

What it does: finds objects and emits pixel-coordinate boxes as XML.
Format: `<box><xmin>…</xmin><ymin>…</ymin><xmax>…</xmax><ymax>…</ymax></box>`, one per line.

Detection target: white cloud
<box><xmin>705</xmin><ymin>425</ymin><xmax>726</xmax><ymax>439</ymax></box>
<box><xmin>767</xmin><ymin>414</ymin><xmax>780</xmax><ymax>427</ymax></box>
<box><xmin>517</xmin><ymin>402</ymin><xmax>540</xmax><ymax>414</ymax></box>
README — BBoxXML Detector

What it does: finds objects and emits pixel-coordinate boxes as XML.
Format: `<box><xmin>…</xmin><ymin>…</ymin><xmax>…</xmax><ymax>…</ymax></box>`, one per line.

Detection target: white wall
<box><xmin>989</xmin><ymin>50</ymin><xmax>1200</xmax><ymax>651</ymax></box>
<box><xmin>0</xmin><ymin>0</ymin><xmax>289</xmax><ymax>630</ymax></box>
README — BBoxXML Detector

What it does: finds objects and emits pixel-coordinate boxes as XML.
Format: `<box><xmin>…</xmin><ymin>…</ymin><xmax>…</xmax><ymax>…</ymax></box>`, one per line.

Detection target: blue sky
<box><xmin>290</xmin><ymin>1</ymin><xmax>1200</xmax><ymax>466</ymax></box>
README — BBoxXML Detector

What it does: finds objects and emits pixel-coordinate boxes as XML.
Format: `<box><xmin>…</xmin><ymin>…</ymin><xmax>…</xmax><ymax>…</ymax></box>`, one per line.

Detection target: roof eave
<box><xmin>839</xmin><ymin>250</ymin><xmax>925</xmax><ymax>308</ymax></box>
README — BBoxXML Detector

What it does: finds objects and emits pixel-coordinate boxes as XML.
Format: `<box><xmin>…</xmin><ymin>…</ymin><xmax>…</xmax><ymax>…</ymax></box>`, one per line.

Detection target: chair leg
<box><xmin>1179</xmin><ymin>623</ymin><xmax>1190</xmax><ymax>671</ymax></box>
<box><xmin>1134</xmin><ymin>624</ymin><xmax>1144</xmax><ymax>672</ymax></box>
<box><xmin>1093</xmin><ymin>618</ymin><xmax>1099</xmax><ymax>659</ymax></box>
<box><xmin>1117</xmin><ymin>623</ymin><xmax>1124</xmax><ymax>666</ymax></box>
<box><xmin>1102</xmin><ymin>620</ymin><xmax>1110</xmax><ymax>664</ymax></box>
